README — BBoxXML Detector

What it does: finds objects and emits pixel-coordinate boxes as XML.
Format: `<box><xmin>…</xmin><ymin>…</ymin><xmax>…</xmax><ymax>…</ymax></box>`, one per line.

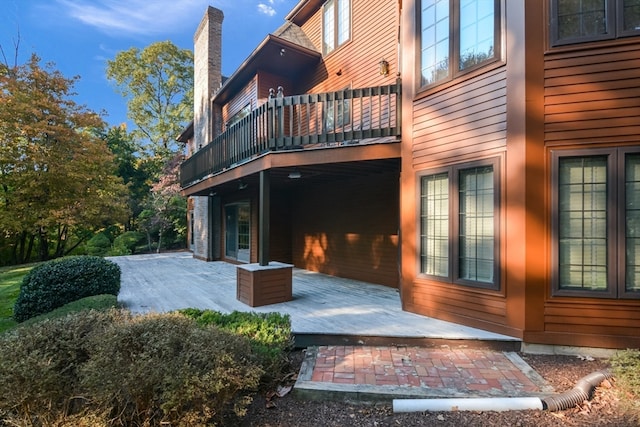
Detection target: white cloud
<box><xmin>257</xmin><ymin>3</ymin><xmax>276</xmax><ymax>17</ymax></box>
<box><xmin>55</xmin><ymin>0</ymin><xmax>212</xmax><ymax>36</ymax></box>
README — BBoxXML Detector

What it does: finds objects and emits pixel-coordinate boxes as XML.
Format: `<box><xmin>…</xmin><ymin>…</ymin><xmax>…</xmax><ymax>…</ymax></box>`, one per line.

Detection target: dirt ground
<box><xmin>238</xmin><ymin>352</ymin><xmax>639</xmax><ymax>427</ymax></box>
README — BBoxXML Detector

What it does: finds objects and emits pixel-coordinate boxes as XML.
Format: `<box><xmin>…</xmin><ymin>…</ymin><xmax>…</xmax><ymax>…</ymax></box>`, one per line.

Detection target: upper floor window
<box><xmin>550</xmin><ymin>0</ymin><xmax>640</xmax><ymax>46</ymax></box>
<box><xmin>323</xmin><ymin>0</ymin><xmax>350</xmax><ymax>55</ymax></box>
<box><xmin>420</xmin><ymin>158</ymin><xmax>500</xmax><ymax>290</ymax></box>
<box><xmin>225</xmin><ymin>104</ymin><xmax>251</xmax><ymax>130</ymax></box>
<box><xmin>551</xmin><ymin>148</ymin><xmax>640</xmax><ymax>299</ymax></box>
<box><xmin>419</xmin><ymin>0</ymin><xmax>501</xmax><ymax>88</ymax></box>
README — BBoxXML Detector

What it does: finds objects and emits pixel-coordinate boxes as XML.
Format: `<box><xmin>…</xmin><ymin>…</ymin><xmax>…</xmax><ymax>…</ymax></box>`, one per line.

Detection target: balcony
<box><xmin>180</xmin><ymin>80</ymin><xmax>401</xmax><ymax>188</ymax></box>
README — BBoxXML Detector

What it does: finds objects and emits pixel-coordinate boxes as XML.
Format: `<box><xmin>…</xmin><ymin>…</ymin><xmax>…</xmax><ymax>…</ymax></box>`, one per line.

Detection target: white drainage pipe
<box><xmin>393</xmin><ymin>397</ymin><xmax>544</xmax><ymax>413</ymax></box>
<box><xmin>392</xmin><ymin>369</ymin><xmax>613</xmax><ymax>413</ymax></box>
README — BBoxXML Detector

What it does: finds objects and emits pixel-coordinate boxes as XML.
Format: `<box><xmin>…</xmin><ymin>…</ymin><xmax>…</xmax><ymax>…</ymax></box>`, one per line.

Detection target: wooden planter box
<box><xmin>237</xmin><ymin>262</ymin><xmax>293</xmax><ymax>307</ymax></box>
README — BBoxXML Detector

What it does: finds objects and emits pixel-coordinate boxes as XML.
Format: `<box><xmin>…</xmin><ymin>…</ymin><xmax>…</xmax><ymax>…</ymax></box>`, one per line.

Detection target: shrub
<box><xmin>82</xmin><ymin>313</ymin><xmax>264</xmax><ymax>426</ymax></box>
<box><xmin>18</xmin><ymin>294</ymin><xmax>119</xmax><ymax>329</ymax></box>
<box><xmin>610</xmin><ymin>349</ymin><xmax>640</xmax><ymax>414</ymax></box>
<box><xmin>0</xmin><ymin>310</ymin><xmax>123</xmax><ymax>426</ymax></box>
<box><xmin>0</xmin><ymin>310</ymin><xmax>267</xmax><ymax>426</ymax></box>
<box><xmin>13</xmin><ymin>256</ymin><xmax>121</xmax><ymax>322</ymax></box>
<box><xmin>109</xmin><ymin>231</ymin><xmax>145</xmax><ymax>256</ymax></box>
<box><xmin>178</xmin><ymin>309</ymin><xmax>292</xmax><ymax>383</ymax></box>
<box><xmin>85</xmin><ymin>232</ymin><xmax>112</xmax><ymax>256</ymax></box>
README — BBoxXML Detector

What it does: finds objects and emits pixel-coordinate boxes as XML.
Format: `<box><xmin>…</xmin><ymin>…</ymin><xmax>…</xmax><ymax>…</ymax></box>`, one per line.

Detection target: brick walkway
<box><xmin>295</xmin><ymin>345</ymin><xmax>553</xmax><ymax>401</ymax></box>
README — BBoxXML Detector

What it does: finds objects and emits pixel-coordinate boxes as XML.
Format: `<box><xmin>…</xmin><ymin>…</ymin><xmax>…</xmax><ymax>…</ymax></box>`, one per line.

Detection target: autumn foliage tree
<box><xmin>0</xmin><ymin>54</ymin><xmax>129</xmax><ymax>264</ymax></box>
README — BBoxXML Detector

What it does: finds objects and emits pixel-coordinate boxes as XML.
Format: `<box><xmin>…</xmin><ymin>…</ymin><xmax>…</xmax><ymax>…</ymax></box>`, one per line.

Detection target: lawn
<box><xmin>0</xmin><ymin>264</ymin><xmax>35</xmax><ymax>333</ymax></box>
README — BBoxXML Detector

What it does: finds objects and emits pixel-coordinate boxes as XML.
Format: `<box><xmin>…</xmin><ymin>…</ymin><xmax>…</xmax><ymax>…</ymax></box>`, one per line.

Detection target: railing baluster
<box><xmin>180</xmin><ymin>83</ymin><xmax>402</xmax><ymax>187</ymax></box>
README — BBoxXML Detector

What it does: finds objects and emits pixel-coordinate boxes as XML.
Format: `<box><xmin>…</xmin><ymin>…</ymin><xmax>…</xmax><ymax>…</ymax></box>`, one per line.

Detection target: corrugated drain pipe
<box><xmin>541</xmin><ymin>369</ymin><xmax>613</xmax><ymax>411</ymax></box>
<box><xmin>393</xmin><ymin>369</ymin><xmax>613</xmax><ymax>413</ymax></box>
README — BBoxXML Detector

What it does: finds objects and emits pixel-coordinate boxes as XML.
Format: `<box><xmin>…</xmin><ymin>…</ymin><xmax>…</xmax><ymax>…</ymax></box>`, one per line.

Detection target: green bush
<box><xmin>178</xmin><ymin>309</ymin><xmax>292</xmax><ymax>383</ymax></box>
<box><xmin>13</xmin><ymin>256</ymin><xmax>121</xmax><ymax>322</ymax></box>
<box><xmin>0</xmin><ymin>310</ymin><xmax>269</xmax><ymax>426</ymax></box>
<box><xmin>85</xmin><ymin>232</ymin><xmax>112</xmax><ymax>256</ymax></box>
<box><xmin>109</xmin><ymin>231</ymin><xmax>145</xmax><ymax>256</ymax></box>
<box><xmin>611</xmin><ymin>349</ymin><xmax>640</xmax><ymax>414</ymax></box>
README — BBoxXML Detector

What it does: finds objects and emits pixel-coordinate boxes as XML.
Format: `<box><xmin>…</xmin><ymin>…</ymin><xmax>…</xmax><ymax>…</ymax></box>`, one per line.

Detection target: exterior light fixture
<box><xmin>379</xmin><ymin>59</ymin><xmax>389</xmax><ymax>76</ymax></box>
<box><xmin>288</xmin><ymin>170</ymin><xmax>302</xmax><ymax>179</ymax></box>
<box><xmin>238</xmin><ymin>180</ymin><xmax>248</xmax><ymax>190</ymax></box>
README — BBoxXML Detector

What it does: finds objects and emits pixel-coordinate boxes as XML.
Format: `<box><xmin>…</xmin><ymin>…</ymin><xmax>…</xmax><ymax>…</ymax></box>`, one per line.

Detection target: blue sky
<box><xmin>0</xmin><ymin>0</ymin><xmax>299</xmax><ymax>128</ymax></box>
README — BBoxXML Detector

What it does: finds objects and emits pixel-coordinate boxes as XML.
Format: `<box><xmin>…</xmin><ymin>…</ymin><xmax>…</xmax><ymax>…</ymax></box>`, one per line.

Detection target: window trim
<box><xmin>550</xmin><ymin>147</ymin><xmax>640</xmax><ymax>299</ymax></box>
<box><xmin>322</xmin><ymin>0</ymin><xmax>351</xmax><ymax>56</ymax></box>
<box><xmin>418</xmin><ymin>157</ymin><xmax>501</xmax><ymax>291</ymax></box>
<box><xmin>549</xmin><ymin>0</ymin><xmax>640</xmax><ymax>47</ymax></box>
<box><xmin>417</xmin><ymin>0</ymin><xmax>502</xmax><ymax>91</ymax></box>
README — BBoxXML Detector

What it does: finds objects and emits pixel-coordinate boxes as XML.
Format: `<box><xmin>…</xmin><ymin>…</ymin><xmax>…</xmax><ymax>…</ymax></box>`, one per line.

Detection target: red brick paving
<box><xmin>309</xmin><ymin>346</ymin><xmax>541</xmax><ymax>393</ymax></box>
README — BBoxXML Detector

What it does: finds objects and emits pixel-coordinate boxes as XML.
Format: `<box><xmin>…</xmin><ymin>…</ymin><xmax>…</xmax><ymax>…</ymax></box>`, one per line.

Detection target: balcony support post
<box><xmin>258</xmin><ymin>170</ymin><xmax>270</xmax><ymax>266</ymax></box>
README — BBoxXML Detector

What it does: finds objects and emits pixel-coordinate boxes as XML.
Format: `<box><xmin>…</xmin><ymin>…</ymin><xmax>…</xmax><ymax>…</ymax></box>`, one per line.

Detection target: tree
<box><xmin>102</xmin><ymin>125</ymin><xmax>152</xmax><ymax>230</ymax></box>
<box><xmin>0</xmin><ymin>54</ymin><xmax>129</xmax><ymax>263</ymax></box>
<box><xmin>106</xmin><ymin>41</ymin><xmax>193</xmax><ymax>164</ymax></box>
<box><xmin>138</xmin><ymin>154</ymin><xmax>186</xmax><ymax>252</ymax></box>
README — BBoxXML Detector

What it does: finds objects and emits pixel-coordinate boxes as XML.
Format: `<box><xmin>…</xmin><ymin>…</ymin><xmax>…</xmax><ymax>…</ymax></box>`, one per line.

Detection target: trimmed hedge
<box><xmin>13</xmin><ymin>256</ymin><xmax>120</xmax><ymax>322</ymax></box>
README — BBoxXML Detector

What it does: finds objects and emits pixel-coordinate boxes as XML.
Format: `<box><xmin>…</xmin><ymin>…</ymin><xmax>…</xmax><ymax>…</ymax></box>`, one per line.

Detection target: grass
<box><xmin>0</xmin><ymin>263</ymin><xmax>119</xmax><ymax>334</ymax></box>
<box><xmin>0</xmin><ymin>264</ymin><xmax>36</xmax><ymax>333</ymax></box>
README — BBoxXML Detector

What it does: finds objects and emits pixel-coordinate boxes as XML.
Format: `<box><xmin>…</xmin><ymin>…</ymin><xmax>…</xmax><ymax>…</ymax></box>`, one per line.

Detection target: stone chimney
<box><xmin>194</xmin><ymin>6</ymin><xmax>223</xmax><ymax>150</ymax></box>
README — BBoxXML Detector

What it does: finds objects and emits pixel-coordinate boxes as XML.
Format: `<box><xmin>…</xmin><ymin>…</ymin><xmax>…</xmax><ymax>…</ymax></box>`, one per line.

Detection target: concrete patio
<box><xmin>111</xmin><ymin>252</ymin><xmax>517</xmax><ymax>347</ymax></box>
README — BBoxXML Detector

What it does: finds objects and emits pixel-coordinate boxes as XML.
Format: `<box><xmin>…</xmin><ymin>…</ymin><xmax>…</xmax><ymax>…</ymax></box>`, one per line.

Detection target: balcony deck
<box><xmin>180</xmin><ymin>81</ymin><xmax>402</xmax><ymax>189</ymax></box>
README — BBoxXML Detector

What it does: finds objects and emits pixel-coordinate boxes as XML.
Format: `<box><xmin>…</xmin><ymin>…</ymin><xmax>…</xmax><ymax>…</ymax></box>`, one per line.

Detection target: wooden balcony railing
<box><xmin>180</xmin><ymin>80</ymin><xmax>401</xmax><ymax>188</ymax></box>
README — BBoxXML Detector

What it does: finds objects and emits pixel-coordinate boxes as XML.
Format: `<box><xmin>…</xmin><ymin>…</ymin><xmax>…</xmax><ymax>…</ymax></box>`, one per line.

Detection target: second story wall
<box><xmin>544</xmin><ymin>43</ymin><xmax>640</xmax><ymax>148</ymax></box>
<box><xmin>297</xmin><ymin>0</ymin><xmax>399</xmax><ymax>94</ymax></box>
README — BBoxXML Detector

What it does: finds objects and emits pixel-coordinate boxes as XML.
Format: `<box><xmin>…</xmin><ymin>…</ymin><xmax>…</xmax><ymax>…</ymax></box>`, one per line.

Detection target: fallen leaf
<box><xmin>277</xmin><ymin>385</ymin><xmax>292</xmax><ymax>397</ymax></box>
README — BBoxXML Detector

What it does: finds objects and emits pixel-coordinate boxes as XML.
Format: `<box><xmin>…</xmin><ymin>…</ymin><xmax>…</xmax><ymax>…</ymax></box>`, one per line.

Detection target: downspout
<box><xmin>393</xmin><ymin>369</ymin><xmax>613</xmax><ymax>413</ymax></box>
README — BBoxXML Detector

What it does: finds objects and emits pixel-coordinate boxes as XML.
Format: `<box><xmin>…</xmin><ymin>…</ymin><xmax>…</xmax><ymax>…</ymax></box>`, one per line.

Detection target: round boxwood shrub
<box><xmin>109</xmin><ymin>231</ymin><xmax>145</xmax><ymax>256</ymax></box>
<box><xmin>13</xmin><ymin>256</ymin><xmax>121</xmax><ymax>322</ymax></box>
<box><xmin>86</xmin><ymin>233</ymin><xmax>112</xmax><ymax>256</ymax></box>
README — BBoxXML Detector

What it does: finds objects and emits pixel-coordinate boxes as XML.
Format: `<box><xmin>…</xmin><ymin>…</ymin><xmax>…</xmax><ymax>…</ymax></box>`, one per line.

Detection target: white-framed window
<box><xmin>419</xmin><ymin>0</ymin><xmax>501</xmax><ymax>88</ymax></box>
<box><xmin>419</xmin><ymin>158</ymin><xmax>500</xmax><ymax>289</ymax></box>
<box><xmin>323</xmin><ymin>0</ymin><xmax>350</xmax><ymax>55</ymax></box>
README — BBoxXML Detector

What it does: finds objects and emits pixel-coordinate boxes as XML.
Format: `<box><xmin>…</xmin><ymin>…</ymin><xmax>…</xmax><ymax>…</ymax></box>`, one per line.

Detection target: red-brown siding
<box><xmin>540</xmin><ymin>40</ymin><xmax>640</xmax><ymax>348</ymax></box>
<box><xmin>544</xmin><ymin>42</ymin><xmax>640</xmax><ymax>146</ymax></box>
<box><xmin>291</xmin><ymin>171</ymin><xmax>400</xmax><ymax>287</ymax></box>
<box><xmin>298</xmin><ymin>0</ymin><xmax>399</xmax><ymax>94</ymax></box>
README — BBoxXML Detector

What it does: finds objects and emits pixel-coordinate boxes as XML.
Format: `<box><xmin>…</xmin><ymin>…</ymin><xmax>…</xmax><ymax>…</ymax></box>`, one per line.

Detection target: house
<box><xmin>180</xmin><ymin>0</ymin><xmax>640</xmax><ymax>349</ymax></box>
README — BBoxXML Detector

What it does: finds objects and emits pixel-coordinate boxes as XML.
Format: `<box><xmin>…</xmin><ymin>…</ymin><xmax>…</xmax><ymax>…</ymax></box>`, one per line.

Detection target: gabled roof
<box><xmin>286</xmin><ymin>0</ymin><xmax>324</xmax><ymax>25</ymax></box>
<box><xmin>212</xmin><ymin>21</ymin><xmax>321</xmax><ymax>105</ymax></box>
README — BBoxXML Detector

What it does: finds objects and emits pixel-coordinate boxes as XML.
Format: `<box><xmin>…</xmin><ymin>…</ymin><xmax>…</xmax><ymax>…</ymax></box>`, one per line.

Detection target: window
<box><xmin>324</xmin><ymin>88</ymin><xmax>351</xmax><ymax>132</ymax></box>
<box><xmin>550</xmin><ymin>0</ymin><xmax>640</xmax><ymax>46</ymax></box>
<box><xmin>552</xmin><ymin>148</ymin><xmax>640</xmax><ymax>299</ymax></box>
<box><xmin>226</xmin><ymin>104</ymin><xmax>251</xmax><ymax>130</ymax></box>
<box><xmin>420</xmin><ymin>159</ymin><xmax>500</xmax><ymax>289</ymax></box>
<box><xmin>225</xmin><ymin>203</ymin><xmax>250</xmax><ymax>263</ymax></box>
<box><xmin>419</xmin><ymin>0</ymin><xmax>501</xmax><ymax>88</ymax></box>
<box><xmin>323</xmin><ymin>0</ymin><xmax>350</xmax><ymax>55</ymax></box>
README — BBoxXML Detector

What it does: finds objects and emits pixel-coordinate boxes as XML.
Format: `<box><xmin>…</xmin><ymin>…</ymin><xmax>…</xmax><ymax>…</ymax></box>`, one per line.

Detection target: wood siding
<box><xmin>291</xmin><ymin>171</ymin><xmax>400</xmax><ymax>287</ymax></box>
<box><xmin>222</xmin><ymin>76</ymin><xmax>257</xmax><ymax>128</ymax></box>
<box><xmin>406</xmin><ymin>66</ymin><xmax>511</xmax><ymax>334</ymax></box>
<box><xmin>544</xmin><ymin>43</ymin><xmax>640</xmax><ymax>146</ymax></box>
<box><xmin>412</xmin><ymin>67</ymin><xmax>508</xmax><ymax>168</ymax></box>
<box><xmin>298</xmin><ymin>0</ymin><xmax>399</xmax><ymax>94</ymax></box>
<box><xmin>540</xmin><ymin>40</ymin><xmax>640</xmax><ymax>348</ymax></box>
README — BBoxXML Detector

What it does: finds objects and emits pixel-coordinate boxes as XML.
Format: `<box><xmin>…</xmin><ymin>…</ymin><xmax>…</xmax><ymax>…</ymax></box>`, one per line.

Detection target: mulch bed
<box><xmin>237</xmin><ymin>351</ymin><xmax>639</xmax><ymax>426</ymax></box>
